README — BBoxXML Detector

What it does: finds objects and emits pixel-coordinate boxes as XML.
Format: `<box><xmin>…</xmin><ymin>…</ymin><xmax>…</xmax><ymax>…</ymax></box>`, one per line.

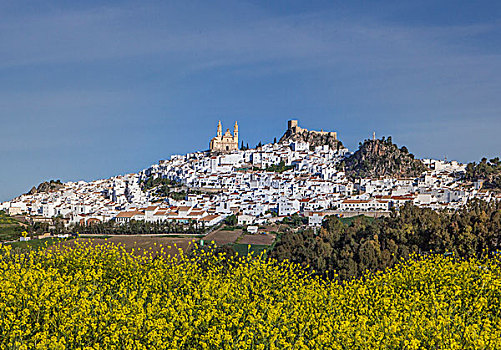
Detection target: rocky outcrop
<box><xmin>279</xmin><ymin>121</ymin><xmax>344</xmax><ymax>150</ymax></box>
<box><xmin>28</xmin><ymin>180</ymin><xmax>64</xmax><ymax>195</ymax></box>
<box><xmin>343</xmin><ymin>137</ymin><xmax>427</xmax><ymax>179</ymax></box>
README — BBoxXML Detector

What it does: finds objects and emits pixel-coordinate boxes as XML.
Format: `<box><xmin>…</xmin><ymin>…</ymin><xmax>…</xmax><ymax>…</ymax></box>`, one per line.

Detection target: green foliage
<box><xmin>465</xmin><ymin>157</ymin><xmax>501</xmax><ymax>189</ymax></box>
<box><xmin>338</xmin><ymin>214</ymin><xmax>374</xmax><ymax>226</ymax></box>
<box><xmin>265</xmin><ymin>161</ymin><xmax>294</xmax><ymax>173</ymax></box>
<box><xmin>0</xmin><ymin>211</ymin><xmax>21</xmax><ymax>225</ymax></box>
<box><xmin>344</xmin><ymin>137</ymin><xmax>427</xmax><ymax>179</ymax></box>
<box><xmin>270</xmin><ymin>200</ymin><xmax>501</xmax><ymax>281</ymax></box>
<box><xmin>169</xmin><ymin>191</ymin><xmax>187</xmax><ymax>201</ymax></box>
<box><xmin>281</xmin><ymin>213</ymin><xmax>307</xmax><ymax>227</ymax></box>
<box><xmin>0</xmin><ymin>211</ymin><xmax>27</xmax><ymax>241</ymax></box>
<box><xmin>224</xmin><ymin>214</ymin><xmax>237</xmax><ymax>226</ymax></box>
<box><xmin>6</xmin><ymin>237</ymin><xmax>70</xmax><ymax>253</ymax></box>
<box><xmin>140</xmin><ymin>176</ymin><xmax>202</xmax><ymax>201</ymax></box>
<box><xmin>232</xmin><ymin>244</ymin><xmax>268</xmax><ymax>257</ymax></box>
<box><xmin>141</xmin><ymin>177</ymin><xmax>179</xmax><ymax>191</ymax></box>
<box><xmin>70</xmin><ymin>219</ymin><xmax>205</xmax><ymax>235</ymax></box>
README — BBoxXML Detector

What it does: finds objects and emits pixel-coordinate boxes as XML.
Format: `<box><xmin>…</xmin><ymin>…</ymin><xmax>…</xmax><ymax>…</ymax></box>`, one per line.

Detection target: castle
<box><xmin>285</xmin><ymin>120</ymin><xmax>337</xmax><ymax>139</ymax></box>
<box><xmin>209</xmin><ymin>121</ymin><xmax>239</xmax><ymax>152</ymax></box>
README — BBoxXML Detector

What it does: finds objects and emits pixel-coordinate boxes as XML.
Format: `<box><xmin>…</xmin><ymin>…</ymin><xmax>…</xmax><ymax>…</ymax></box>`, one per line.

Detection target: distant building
<box><xmin>210</xmin><ymin>121</ymin><xmax>239</xmax><ymax>152</ymax></box>
<box><xmin>238</xmin><ymin>214</ymin><xmax>256</xmax><ymax>226</ymax></box>
<box><xmin>286</xmin><ymin>120</ymin><xmax>337</xmax><ymax>140</ymax></box>
<box><xmin>307</xmin><ymin>212</ymin><xmax>326</xmax><ymax>227</ymax></box>
<box><xmin>247</xmin><ymin>225</ymin><xmax>258</xmax><ymax>234</ymax></box>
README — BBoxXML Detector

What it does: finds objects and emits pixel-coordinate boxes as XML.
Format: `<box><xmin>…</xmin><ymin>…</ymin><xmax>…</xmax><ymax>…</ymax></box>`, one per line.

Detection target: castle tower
<box><xmin>233</xmin><ymin>121</ymin><xmax>239</xmax><ymax>144</ymax></box>
<box><xmin>217</xmin><ymin>120</ymin><xmax>222</xmax><ymax>137</ymax></box>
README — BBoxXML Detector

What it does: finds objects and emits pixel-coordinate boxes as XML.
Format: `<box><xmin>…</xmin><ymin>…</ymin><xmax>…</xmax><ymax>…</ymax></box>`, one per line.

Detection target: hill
<box><xmin>0</xmin><ymin>210</ymin><xmax>28</xmax><ymax>241</ymax></box>
<box><xmin>342</xmin><ymin>136</ymin><xmax>427</xmax><ymax>178</ymax></box>
<box><xmin>465</xmin><ymin>157</ymin><xmax>501</xmax><ymax>190</ymax></box>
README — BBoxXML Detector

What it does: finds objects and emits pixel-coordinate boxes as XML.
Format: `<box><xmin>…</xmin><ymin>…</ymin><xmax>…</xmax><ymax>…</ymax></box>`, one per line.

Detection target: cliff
<box><xmin>342</xmin><ymin>137</ymin><xmax>427</xmax><ymax>179</ymax></box>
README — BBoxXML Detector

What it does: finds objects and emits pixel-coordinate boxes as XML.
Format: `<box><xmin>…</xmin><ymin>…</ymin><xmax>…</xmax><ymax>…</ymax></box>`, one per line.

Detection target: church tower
<box><xmin>209</xmin><ymin>120</ymin><xmax>239</xmax><ymax>153</ymax></box>
<box><xmin>233</xmin><ymin>121</ymin><xmax>238</xmax><ymax>144</ymax></box>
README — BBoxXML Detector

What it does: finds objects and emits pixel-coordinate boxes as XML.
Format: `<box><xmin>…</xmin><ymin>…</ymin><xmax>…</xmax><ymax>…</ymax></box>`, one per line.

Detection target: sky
<box><xmin>0</xmin><ymin>0</ymin><xmax>500</xmax><ymax>201</ymax></box>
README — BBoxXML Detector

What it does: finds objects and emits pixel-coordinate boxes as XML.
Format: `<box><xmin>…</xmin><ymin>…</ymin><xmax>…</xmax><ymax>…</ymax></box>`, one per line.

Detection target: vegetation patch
<box><xmin>1</xmin><ymin>243</ymin><xmax>500</xmax><ymax>348</ymax></box>
<box><xmin>0</xmin><ymin>211</ymin><xmax>27</xmax><ymax>241</ymax></box>
<box><xmin>5</xmin><ymin>237</ymin><xmax>70</xmax><ymax>253</ymax></box>
<box><xmin>232</xmin><ymin>243</ymin><xmax>269</xmax><ymax>256</ymax></box>
<box><xmin>271</xmin><ymin>200</ymin><xmax>501</xmax><ymax>280</ymax></box>
<box><xmin>265</xmin><ymin>161</ymin><xmax>294</xmax><ymax>173</ymax></box>
<box><xmin>466</xmin><ymin>157</ymin><xmax>501</xmax><ymax>189</ymax></box>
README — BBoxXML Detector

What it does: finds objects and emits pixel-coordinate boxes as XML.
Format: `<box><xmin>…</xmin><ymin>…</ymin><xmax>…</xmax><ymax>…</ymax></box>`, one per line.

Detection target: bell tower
<box><xmin>217</xmin><ymin>120</ymin><xmax>222</xmax><ymax>138</ymax></box>
<box><xmin>233</xmin><ymin>121</ymin><xmax>238</xmax><ymax>144</ymax></box>
<box><xmin>210</xmin><ymin>120</ymin><xmax>239</xmax><ymax>153</ymax></box>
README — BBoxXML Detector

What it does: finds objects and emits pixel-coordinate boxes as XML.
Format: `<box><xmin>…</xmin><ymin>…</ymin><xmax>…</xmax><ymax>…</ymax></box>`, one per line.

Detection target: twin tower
<box><xmin>209</xmin><ymin>121</ymin><xmax>239</xmax><ymax>152</ymax></box>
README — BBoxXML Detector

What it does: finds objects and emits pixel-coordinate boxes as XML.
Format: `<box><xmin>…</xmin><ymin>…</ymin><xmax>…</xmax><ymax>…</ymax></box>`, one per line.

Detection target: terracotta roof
<box><xmin>200</xmin><ymin>214</ymin><xmax>220</xmax><ymax>221</ymax></box>
<box><xmin>116</xmin><ymin>210</ymin><xmax>143</xmax><ymax>218</ymax></box>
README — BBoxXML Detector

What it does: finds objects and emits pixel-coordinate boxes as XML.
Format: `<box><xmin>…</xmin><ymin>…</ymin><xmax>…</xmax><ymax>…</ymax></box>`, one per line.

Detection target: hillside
<box><xmin>342</xmin><ymin>136</ymin><xmax>427</xmax><ymax>179</ymax></box>
<box><xmin>28</xmin><ymin>179</ymin><xmax>64</xmax><ymax>195</ymax></box>
<box><xmin>0</xmin><ymin>210</ymin><xmax>27</xmax><ymax>241</ymax></box>
<box><xmin>465</xmin><ymin>157</ymin><xmax>501</xmax><ymax>189</ymax></box>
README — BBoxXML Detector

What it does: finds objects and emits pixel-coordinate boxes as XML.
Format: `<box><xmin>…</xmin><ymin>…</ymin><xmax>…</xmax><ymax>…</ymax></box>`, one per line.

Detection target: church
<box><xmin>209</xmin><ymin>121</ymin><xmax>239</xmax><ymax>152</ymax></box>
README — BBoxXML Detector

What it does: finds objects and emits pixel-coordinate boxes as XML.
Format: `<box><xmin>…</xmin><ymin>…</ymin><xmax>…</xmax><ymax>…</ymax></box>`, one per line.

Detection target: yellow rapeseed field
<box><xmin>0</xmin><ymin>240</ymin><xmax>500</xmax><ymax>349</ymax></box>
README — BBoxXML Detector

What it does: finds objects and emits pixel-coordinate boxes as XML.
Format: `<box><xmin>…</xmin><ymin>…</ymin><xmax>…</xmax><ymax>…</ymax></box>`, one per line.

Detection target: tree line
<box><xmin>270</xmin><ymin>200</ymin><xmax>501</xmax><ymax>281</ymax></box>
<box><xmin>66</xmin><ymin>219</ymin><xmax>206</xmax><ymax>235</ymax></box>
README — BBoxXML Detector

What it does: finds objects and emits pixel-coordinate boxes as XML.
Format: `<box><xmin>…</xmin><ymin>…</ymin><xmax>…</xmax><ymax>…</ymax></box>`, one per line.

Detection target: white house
<box><xmin>308</xmin><ymin>212</ymin><xmax>326</xmax><ymax>227</ymax></box>
<box><xmin>277</xmin><ymin>198</ymin><xmax>300</xmax><ymax>216</ymax></box>
<box><xmin>238</xmin><ymin>214</ymin><xmax>256</xmax><ymax>225</ymax></box>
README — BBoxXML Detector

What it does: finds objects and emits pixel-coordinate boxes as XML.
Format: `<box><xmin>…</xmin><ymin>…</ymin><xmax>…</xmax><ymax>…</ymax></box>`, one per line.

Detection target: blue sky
<box><xmin>1</xmin><ymin>0</ymin><xmax>500</xmax><ymax>201</ymax></box>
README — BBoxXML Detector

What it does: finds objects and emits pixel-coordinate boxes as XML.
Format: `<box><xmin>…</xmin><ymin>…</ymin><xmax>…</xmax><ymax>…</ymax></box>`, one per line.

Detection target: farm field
<box><xmin>4</xmin><ymin>234</ymin><xmax>201</xmax><ymax>257</ymax></box>
<box><xmin>1</xmin><ymin>244</ymin><xmax>500</xmax><ymax>349</ymax></box>
<box><xmin>205</xmin><ymin>226</ymin><xmax>278</xmax><ymax>255</ymax></box>
<box><xmin>6</xmin><ymin>237</ymin><xmax>70</xmax><ymax>252</ymax></box>
<box><xmin>204</xmin><ymin>227</ymin><xmax>243</xmax><ymax>245</ymax></box>
<box><xmin>62</xmin><ymin>235</ymin><xmax>199</xmax><ymax>257</ymax></box>
<box><xmin>0</xmin><ymin>211</ymin><xmax>27</xmax><ymax>241</ymax></box>
<box><xmin>238</xmin><ymin>233</ymin><xmax>276</xmax><ymax>246</ymax></box>
<box><xmin>232</xmin><ymin>243</ymin><xmax>269</xmax><ymax>256</ymax></box>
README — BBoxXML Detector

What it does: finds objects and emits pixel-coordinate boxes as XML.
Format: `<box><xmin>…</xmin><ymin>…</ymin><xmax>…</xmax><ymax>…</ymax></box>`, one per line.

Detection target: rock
<box><xmin>27</xmin><ymin>180</ymin><xmax>64</xmax><ymax>195</ymax></box>
<box><xmin>343</xmin><ymin>137</ymin><xmax>427</xmax><ymax>179</ymax></box>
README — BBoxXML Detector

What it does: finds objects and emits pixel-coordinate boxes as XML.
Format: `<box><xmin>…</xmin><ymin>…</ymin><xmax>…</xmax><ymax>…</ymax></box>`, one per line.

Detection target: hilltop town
<box><xmin>1</xmin><ymin>120</ymin><xmax>499</xmax><ymax>232</ymax></box>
